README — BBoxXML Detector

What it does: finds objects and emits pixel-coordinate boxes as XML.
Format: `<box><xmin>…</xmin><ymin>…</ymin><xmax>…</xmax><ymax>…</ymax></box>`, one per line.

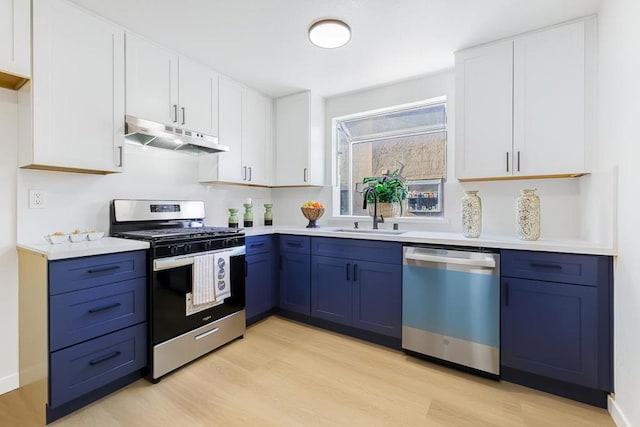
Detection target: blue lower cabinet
<box><xmin>311</xmin><ymin>256</ymin><xmax>352</xmax><ymax>326</ymax></box>
<box><xmin>353</xmin><ymin>261</ymin><xmax>401</xmax><ymax>338</ymax></box>
<box><xmin>501</xmin><ymin>278</ymin><xmax>598</xmax><ymax>388</ymax></box>
<box><xmin>49</xmin><ymin>323</ymin><xmax>147</xmax><ymax>408</ymax></box>
<box><xmin>246</xmin><ymin>252</ymin><xmax>276</xmax><ymax>320</ymax></box>
<box><xmin>279</xmin><ymin>251</ymin><xmax>311</xmax><ymax>315</ymax></box>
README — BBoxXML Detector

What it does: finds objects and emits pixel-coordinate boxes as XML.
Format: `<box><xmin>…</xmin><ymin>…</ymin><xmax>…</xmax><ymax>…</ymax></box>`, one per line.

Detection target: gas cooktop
<box><xmin>115</xmin><ymin>226</ymin><xmax>241</xmax><ymax>240</ymax></box>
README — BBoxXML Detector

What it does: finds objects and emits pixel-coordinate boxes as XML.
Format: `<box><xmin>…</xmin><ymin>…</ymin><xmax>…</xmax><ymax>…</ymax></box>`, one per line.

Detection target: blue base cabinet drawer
<box><xmin>49</xmin><ymin>250</ymin><xmax>147</xmax><ymax>295</ymax></box>
<box><xmin>312</xmin><ymin>237</ymin><xmax>401</xmax><ymax>264</ymax></box>
<box><xmin>49</xmin><ymin>323</ymin><xmax>147</xmax><ymax>408</ymax></box>
<box><xmin>246</xmin><ymin>235</ymin><xmax>274</xmax><ymax>256</ymax></box>
<box><xmin>279</xmin><ymin>235</ymin><xmax>310</xmax><ymax>254</ymax></box>
<box><xmin>49</xmin><ymin>277</ymin><xmax>147</xmax><ymax>351</ymax></box>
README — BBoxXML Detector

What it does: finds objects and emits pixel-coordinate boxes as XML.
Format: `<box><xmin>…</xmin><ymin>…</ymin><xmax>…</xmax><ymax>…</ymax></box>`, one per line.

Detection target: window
<box><xmin>335</xmin><ymin>98</ymin><xmax>447</xmax><ymax>218</ymax></box>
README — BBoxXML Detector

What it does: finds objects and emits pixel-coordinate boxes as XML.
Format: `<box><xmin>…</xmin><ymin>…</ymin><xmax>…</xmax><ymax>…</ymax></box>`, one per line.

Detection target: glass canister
<box><xmin>516</xmin><ymin>189</ymin><xmax>540</xmax><ymax>240</ymax></box>
<box><xmin>461</xmin><ymin>190</ymin><xmax>482</xmax><ymax>238</ymax></box>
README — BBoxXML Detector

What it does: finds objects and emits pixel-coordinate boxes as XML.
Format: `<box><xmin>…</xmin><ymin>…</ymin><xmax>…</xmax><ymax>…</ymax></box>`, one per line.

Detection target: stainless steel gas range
<box><xmin>110</xmin><ymin>199</ymin><xmax>246</xmax><ymax>381</ymax></box>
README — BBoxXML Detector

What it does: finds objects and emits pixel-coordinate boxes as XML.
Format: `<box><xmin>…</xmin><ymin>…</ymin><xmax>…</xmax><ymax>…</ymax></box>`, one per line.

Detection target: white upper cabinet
<box><xmin>0</xmin><ymin>0</ymin><xmax>31</xmax><ymax>88</ymax></box>
<box><xmin>455</xmin><ymin>17</ymin><xmax>595</xmax><ymax>181</ymax></box>
<box><xmin>125</xmin><ymin>34</ymin><xmax>218</xmax><ymax>136</ymax></box>
<box><xmin>198</xmin><ymin>77</ymin><xmax>272</xmax><ymax>186</ymax></box>
<box><xmin>125</xmin><ymin>33</ymin><xmax>178</xmax><ymax>126</ymax></box>
<box><xmin>274</xmin><ymin>91</ymin><xmax>324</xmax><ymax>186</ymax></box>
<box><xmin>455</xmin><ymin>40</ymin><xmax>513</xmax><ymax>180</ymax></box>
<box><xmin>19</xmin><ymin>0</ymin><xmax>125</xmax><ymax>173</ymax></box>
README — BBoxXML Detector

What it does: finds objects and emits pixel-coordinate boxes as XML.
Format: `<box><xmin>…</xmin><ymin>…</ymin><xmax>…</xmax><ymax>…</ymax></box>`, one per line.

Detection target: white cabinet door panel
<box><xmin>0</xmin><ymin>0</ymin><xmax>30</xmax><ymax>78</ymax></box>
<box><xmin>244</xmin><ymin>90</ymin><xmax>267</xmax><ymax>185</ymax></box>
<box><xmin>125</xmin><ymin>33</ymin><xmax>178</xmax><ymax>126</ymax></box>
<box><xmin>217</xmin><ymin>76</ymin><xmax>244</xmax><ymax>183</ymax></box>
<box><xmin>275</xmin><ymin>91</ymin><xmax>310</xmax><ymax>186</ymax></box>
<box><xmin>30</xmin><ymin>0</ymin><xmax>124</xmax><ymax>172</ymax></box>
<box><xmin>455</xmin><ymin>40</ymin><xmax>513</xmax><ymax>180</ymax></box>
<box><xmin>178</xmin><ymin>56</ymin><xmax>218</xmax><ymax>136</ymax></box>
<box><xmin>513</xmin><ymin>21</ymin><xmax>586</xmax><ymax>176</ymax></box>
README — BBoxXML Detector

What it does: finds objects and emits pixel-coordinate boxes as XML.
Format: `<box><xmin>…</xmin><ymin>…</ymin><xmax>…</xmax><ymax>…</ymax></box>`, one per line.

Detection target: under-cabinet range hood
<box><xmin>124</xmin><ymin>115</ymin><xmax>229</xmax><ymax>155</ymax></box>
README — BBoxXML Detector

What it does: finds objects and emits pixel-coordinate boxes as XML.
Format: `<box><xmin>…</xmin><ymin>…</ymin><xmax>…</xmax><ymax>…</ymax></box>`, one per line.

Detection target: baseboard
<box><xmin>608</xmin><ymin>396</ymin><xmax>631</xmax><ymax>427</ymax></box>
<box><xmin>0</xmin><ymin>372</ymin><xmax>19</xmax><ymax>396</ymax></box>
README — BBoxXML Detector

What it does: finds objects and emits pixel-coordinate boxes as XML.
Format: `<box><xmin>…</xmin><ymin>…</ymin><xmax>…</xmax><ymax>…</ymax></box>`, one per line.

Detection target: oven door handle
<box><xmin>154</xmin><ymin>257</ymin><xmax>194</xmax><ymax>271</ymax></box>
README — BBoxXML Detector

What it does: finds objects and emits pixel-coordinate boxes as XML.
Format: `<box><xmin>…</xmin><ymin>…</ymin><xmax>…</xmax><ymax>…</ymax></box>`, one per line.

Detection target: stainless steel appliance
<box><xmin>402</xmin><ymin>246</ymin><xmax>500</xmax><ymax>376</ymax></box>
<box><xmin>110</xmin><ymin>199</ymin><xmax>245</xmax><ymax>381</ymax></box>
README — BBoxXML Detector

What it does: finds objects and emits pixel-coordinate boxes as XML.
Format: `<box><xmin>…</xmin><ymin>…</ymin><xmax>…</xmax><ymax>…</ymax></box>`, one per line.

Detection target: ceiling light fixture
<box><xmin>308</xmin><ymin>19</ymin><xmax>351</xmax><ymax>49</ymax></box>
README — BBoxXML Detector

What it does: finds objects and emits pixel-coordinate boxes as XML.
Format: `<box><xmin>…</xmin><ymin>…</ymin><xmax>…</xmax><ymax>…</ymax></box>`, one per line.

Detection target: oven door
<box><xmin>151</xmin><ymin>246</ymin><xmax>245</xmax><ymax>345</ymax></box>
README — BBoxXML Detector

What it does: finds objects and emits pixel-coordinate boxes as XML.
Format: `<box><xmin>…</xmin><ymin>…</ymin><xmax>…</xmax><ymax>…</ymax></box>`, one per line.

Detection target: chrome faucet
<box><xmin>362</xmin><ymin>187</ymin><xmax>385</xmax><ymax>229</ymax></box>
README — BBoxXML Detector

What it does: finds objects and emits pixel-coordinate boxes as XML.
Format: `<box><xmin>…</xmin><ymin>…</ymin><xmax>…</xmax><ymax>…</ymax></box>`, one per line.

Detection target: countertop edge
<box><xmin>243</xmin><ymin>226</ymin><xmax>616</xmax><ymax>256</ymax></box>
<box><xmin>17</xmin><ymin>237</ymin><xmax>150</xmax><ymax>260</ymax></box>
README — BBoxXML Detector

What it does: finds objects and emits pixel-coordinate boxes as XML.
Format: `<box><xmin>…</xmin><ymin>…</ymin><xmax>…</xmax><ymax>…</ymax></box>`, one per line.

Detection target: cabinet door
<box><xmin>311</xmin><ymin>256</ymin><xmax>352</xmax><ymax>326</ymax></box>
<box><xmin>275</xmin><ymin>91</ymin><xmax>310</xmax><ymax>186</ymax></box>
<box><xmin>279</xmin><ymin>252</ymin><xmax>311</xmax><ymax>315</ymax></box>
<box><xmin>217</xmin><ymin>75</ymin><xmax>244</xmax><ymax>183</ymax></box>
<box><xmin>513</xmin><ymin>20</ymin><xmax>589</xmax><ymax>176</ymax></box>
<box><xmin>245</xmin><ymin>252</ymin><xmax>275</xmax><ymax>321</ymax></box>
<box><xmin>353</xmin><ymin>260</ymin><xmax>402</xmax><ymax>338</ymax></box>
<box><xmin>455</xmin><ymin>40</ymin><xmax>513</xmax><ymax>180</ymax></box>
<box><xmin>501</xmin><ymin>277</ymin><xmax>598</xmax><ymax>388</ymax></box>
<box><xmin>178</xmin><ymin>56</ymin><xmax>218</xmax><ymax>136</ymax></box>
<box><xmin>125</xmin><ymin>33</ymin><xmax>178</xmax><ymax>126</ymax></box>
<box><xmin>0</xmin><ymin>0</ymin><xmax>30</xmax><ymax>79</ymax></box>
<box><xmin>243</xmin><ymin>89</ymin><xmax>267</xmax><ymax>185</ymax></box>
<box><xmin>30</xmin><ymin>0</ymin><xmax>125</xmax><ymax>173</ymax></box>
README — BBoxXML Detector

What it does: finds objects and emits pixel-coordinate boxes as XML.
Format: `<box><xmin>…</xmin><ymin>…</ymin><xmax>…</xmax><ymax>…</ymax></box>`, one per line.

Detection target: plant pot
<box><xmin>368</xmin><ymin>202</ymin><xmax>400</xmax><ymax>218</ymax></box>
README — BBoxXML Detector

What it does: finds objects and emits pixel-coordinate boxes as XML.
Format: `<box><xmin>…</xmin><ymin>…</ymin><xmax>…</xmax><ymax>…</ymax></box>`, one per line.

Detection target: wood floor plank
<box><xmin>0</xmin><ymin>316</ymin><xmax>614</xmax><ymax>426</ymax></box>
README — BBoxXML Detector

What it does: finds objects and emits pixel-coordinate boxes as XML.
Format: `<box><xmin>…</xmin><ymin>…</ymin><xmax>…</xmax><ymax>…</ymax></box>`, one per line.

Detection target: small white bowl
<box><xmin>45</xmin><ymin>234</ymin><xmax>68</xmax><ymax>244</ymax></box>
<box><xmin>87</xmin><ymin>231</ymin><xmax>104</xmax><ymax>241</ymax></box>
<box><xmin>69</xmin><ymin>233</ymin><xmax>88</xmax><ymax>243</ymax></box>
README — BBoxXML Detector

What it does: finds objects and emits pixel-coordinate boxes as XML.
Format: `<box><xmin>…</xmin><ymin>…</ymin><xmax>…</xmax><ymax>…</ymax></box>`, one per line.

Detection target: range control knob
<box><xmin>204</xmin><ymin>241</ymin><xmax>212</xmax><ymax>250</ymax></box>
<box><xmin>184</xmin><ymin>243</ymin><xmax>192</xmax><ymax>253</ymax></box>
<box><xmin>170</xmin><ymin>246</ymin><xmax>179</xmax><ymax>256</ymax></box>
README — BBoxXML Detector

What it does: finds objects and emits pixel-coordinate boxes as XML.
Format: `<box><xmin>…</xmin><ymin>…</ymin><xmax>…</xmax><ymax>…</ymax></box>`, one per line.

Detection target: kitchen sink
<box><xmin>333</xmin><ymin>228</ymin><xmax>407</xmax><ymax>235</ymax></box>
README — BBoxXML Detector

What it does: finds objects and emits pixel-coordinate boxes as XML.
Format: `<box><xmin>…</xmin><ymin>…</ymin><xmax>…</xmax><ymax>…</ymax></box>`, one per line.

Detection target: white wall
<box><xmin>597</xmin><ymin>0</ymin><xmax>640</xmax><ymax>425</ymax></box>
<box><xmin>312</xmin><ymin>71</ymin><xmax>588</xmax><ymax>240</ymax></box>
<box><xmin>0</xmin><ymin>88</ymin><xmax>19</xmax><ymax>394</ymax></box>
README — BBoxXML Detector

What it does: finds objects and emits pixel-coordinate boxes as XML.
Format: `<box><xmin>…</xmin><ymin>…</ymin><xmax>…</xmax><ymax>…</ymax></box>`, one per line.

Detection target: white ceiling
<box><xmin>70</xmin><ymin>0</ymin><xmax>601</xmax><ymax>99</ymax></box>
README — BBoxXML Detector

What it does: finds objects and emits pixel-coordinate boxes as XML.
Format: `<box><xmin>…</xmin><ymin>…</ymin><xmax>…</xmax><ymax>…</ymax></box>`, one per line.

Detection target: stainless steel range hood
<box><xmin>124</xmin><ymin>115</ymin><xmax>229</xmax><ymax>155</ymax></box>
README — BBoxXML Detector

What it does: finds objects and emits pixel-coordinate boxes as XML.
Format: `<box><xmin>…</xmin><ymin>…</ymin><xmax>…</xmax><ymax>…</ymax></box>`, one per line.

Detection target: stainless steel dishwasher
<box><xmin>402</xmin><ymin>246</ymin><xmax>500</xmax><ymax>376</ymax></box>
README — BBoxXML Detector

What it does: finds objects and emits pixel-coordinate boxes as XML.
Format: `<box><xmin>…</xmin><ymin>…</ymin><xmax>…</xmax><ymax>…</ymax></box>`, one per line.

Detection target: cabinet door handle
<box><xmin>117</xmin><ymin>146</ymin><xmax>123</xmax><ymax>167</ymax></box>
<box><xmin>181</xmin><ymin>107</ymin><xmax>186</xmax><ymax>125</ymax></box>
<box><xmin>245</xmin><ymin>261</ymin><xmax>248</xmax><ymax>278</ymax></box>
<box><xmin>87</xmin><ymin>265</ymin><xmax>121</xmax><ymax>274</ymax></box>
<box><xmin>517</xmin><ymin>151</ymin><xmax>521</xmax><ymax>172</ymax></box>
<box><xmin>242</xmin><ymin>166</ymin><xmax>247</xmax><ymax>180</ymax></box>
<box><xmin>89</xmin><ymin>351</ymin><xmax>121</xmax><ymax>366</ymax></box>
<box><xmin>353</xmin><ymin>264</ymin><xmax>358</xmax><ymax>282</ymax></box>
<box><xmin>346</xmin><ymin>263</ymin><xmax>351</xmax><ymax>281</ymax></box>
<box><xmin>248</xmin><ymin>167</ymin><xmax>252</xmax><ymax>182</ymax></box>
<box><xmin>303</xmin><ymin>168</ymin><xmax>308</xmax><ymax>183</ymax></box>
<box><xmin>172</xmin><ymin>104</ymin><xmax>178</xmax><ymax>123</ymax></box>
<box><xmin>88</xmin><ymin>302</ymin><xmax>121</xmax><ymax>314</ymax></box>
<box><xmin>505</xmin><ymin>282</ymin><xmax>509</xmax><ymax>306</ymax></box>
<box><xmin>506</xmin><ymin>152</ymin><xmax>510</xmax><ymax>173</ymax></box>
<box><xmin>530</xmin><ymin>262</ymin><xmax>563</xmax><ymax>270</ymax></box>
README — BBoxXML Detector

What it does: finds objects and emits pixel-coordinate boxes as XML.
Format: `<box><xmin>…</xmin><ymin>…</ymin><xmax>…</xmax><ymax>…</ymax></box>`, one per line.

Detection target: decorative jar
<box><xmin>264</xmin><ymin>204</ymin><xmax>273</xmax><ymax>226</ymax></box>
<box><xmin>461</xmin><ymin>190</ymin><xmax>482</xmax><ymax>238</ymax></box>
<box><xmin>243</xmin><ymin>203</ymin><xmax>253</xmax><ymax>228</ymax></box>
<box><xmin>516</xmin><ymin>189</ymin><xmax>540</xmax><ymax>240</ymax></box>
<box><xmin>228</xmin><ymin>208</ymin><xmax>239</xmax><ymax>228</ymax></box>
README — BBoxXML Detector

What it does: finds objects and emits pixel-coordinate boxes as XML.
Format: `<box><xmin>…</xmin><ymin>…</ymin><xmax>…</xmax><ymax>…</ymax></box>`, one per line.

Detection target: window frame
<box><xmin>331</xmin><ymin>96</ymin><xmax>448</xmax><ymax>222</ymax></box>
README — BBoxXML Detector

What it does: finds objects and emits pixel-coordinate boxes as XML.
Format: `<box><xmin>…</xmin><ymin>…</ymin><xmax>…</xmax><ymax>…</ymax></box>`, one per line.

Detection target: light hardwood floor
<box><xmin>0</xmin><ymin>316</ymin><xmax>614</xmax><ymax>426</ymax></box>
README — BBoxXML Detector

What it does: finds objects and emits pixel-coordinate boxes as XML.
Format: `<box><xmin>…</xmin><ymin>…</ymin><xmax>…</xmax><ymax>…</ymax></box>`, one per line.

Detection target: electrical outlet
<box><xmin>29</xmin><ymin>189</ymin><xmax>47</xmax><ymax>209</ymax></box>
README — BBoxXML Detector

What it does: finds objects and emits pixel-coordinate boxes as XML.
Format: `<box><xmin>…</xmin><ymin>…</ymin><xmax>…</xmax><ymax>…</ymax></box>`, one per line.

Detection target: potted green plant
<box><xmin>362</xmin><ymin>169</ymin><xmax>408</xmax><ymax>218</ymax></box>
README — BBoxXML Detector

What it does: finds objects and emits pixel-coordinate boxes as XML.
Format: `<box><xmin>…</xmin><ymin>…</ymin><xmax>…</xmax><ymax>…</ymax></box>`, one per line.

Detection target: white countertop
<box><xmin>17</xmin><ymin>237</ymin><xmax>150</xmax><ymax>260</ymax></box>
<box><xmin>243</xmin><ymin>226</ymin><xmax>616</xmax><ymax>256</ymax></box>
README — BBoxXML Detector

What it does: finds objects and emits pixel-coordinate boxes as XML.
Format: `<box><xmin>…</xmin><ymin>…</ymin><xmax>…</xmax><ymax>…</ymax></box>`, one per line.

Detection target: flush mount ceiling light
<box><xmin>308</xmin><ymin>19</ymin><xmax>351</xmax><ymax>49</ymax></box>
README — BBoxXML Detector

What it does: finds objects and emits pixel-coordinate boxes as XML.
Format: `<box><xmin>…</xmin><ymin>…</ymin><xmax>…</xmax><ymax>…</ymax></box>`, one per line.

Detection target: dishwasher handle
<box><xmin>404</xmin><ymin>252</ymin><xmax>496</xmax><ymax>268</ymax></box>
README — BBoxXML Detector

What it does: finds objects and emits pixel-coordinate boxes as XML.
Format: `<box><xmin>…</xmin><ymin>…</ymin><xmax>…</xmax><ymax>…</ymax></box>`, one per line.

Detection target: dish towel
<box><xmin>214</xmin><ymin>250</ymin><xmax>232</xmax><ymax>302</ymax></box>
<box><xmin>192</xmin><ymin>254</ymin><xmax>215</xmax><ymax>305</ymax></box>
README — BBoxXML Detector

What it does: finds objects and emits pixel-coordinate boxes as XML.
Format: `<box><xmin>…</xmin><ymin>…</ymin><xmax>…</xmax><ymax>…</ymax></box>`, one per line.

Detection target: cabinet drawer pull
<box><xmin>287</xmin><ymin>242</ymin><xmax>302</xmax><ymax>248</ymax></box>
<box><xmin>530</xmin><ymin>262</ymin><xmax>563</xmax><ymax>270</ymax></box>
<box><xmin>250</xmin><ymin>242</ymin><xmax>265</xmax><ymax>248</ymax></box>
<box><xmin>353</xmin><ymin>264</ymin><xmax>358</xmax><ymax>281</ymax></box>
<box><xmin>89</xmin><ymin>350</ymin><xmax>121</xmax><ymax>366</ymax></box>
<box><xmin>346</xmin><ymin>263</ymin><xmax>351</xmax><ymax>281</ymax></box>
<box><xmin>88</xmin><ymin>302</ymin><xmax>121</xmax><ymax>314</ymax></box>
<box><xmin>87</xmin><ymin>265</ymin><xmax>121</xmax><ymax>274</ymax></box>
